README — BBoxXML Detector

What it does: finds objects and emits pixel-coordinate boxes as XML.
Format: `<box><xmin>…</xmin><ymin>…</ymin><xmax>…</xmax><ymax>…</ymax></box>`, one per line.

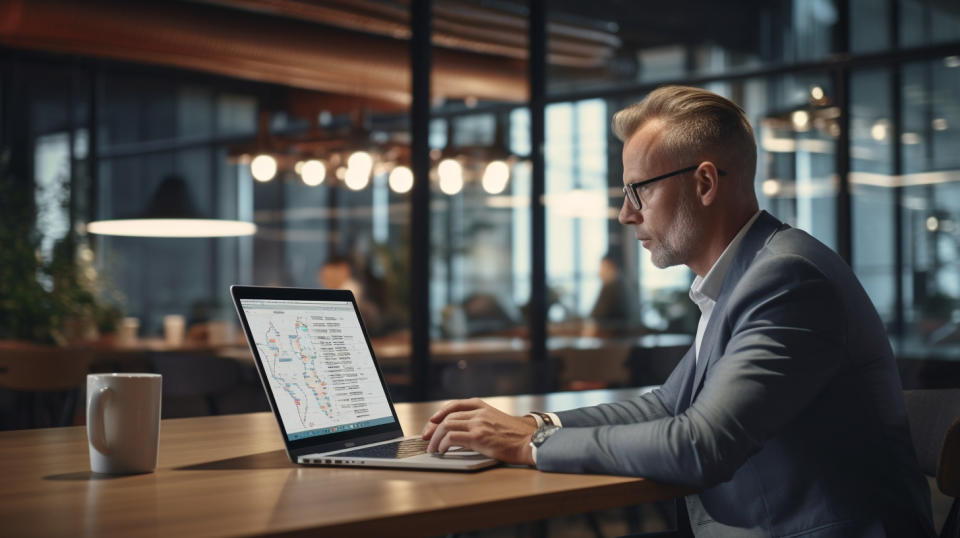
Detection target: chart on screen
<box><xmin>240</xmin><ymin>299</ymin><xmax>394</xmax><ymax>440</ymax></box>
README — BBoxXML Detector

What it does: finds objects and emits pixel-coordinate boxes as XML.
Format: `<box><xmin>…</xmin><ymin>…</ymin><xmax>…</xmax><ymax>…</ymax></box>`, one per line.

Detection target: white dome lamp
<box><xmin>87</xmin><ymin>175</ymin><xmax>256</xmax><ymax>238</ymax></box>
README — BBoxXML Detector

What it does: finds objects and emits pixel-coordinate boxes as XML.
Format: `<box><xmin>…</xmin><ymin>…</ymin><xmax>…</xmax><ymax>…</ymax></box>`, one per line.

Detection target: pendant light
<box><xmin>87</xmin><ymin>175</ymin><xmax>256</xmax><ymax>238</ymax></box>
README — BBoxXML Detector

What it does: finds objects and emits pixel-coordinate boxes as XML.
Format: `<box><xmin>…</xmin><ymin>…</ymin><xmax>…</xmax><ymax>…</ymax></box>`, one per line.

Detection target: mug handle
<box><xmin>88</xmin><ymin>386</ymin><xmax>113</xmax><ymax>455</ymax></box>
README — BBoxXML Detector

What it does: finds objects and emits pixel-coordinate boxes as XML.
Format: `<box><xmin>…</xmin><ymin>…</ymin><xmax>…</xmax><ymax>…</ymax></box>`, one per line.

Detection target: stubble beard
<box><xmin>649</xmin><ymin>189</ymin><xmax>700</xmax><ymax>269</ymax></box>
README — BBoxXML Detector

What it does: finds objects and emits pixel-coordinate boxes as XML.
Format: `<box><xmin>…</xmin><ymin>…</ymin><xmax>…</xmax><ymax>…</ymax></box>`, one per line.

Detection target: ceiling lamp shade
<box><xmin>87</xmin><ymin>175</ymin><xmax>256</xmax><ymax>238</ymax></box>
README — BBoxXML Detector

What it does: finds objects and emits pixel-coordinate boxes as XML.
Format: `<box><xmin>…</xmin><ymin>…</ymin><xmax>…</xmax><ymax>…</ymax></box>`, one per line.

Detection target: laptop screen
<box><xmin>238</xmin><ymin>297</ymin><xmax>397</xmax><ymax>441</ymax></box>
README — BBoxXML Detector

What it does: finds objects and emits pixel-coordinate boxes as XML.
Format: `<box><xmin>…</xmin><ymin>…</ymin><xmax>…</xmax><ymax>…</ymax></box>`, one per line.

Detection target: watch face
<box><xmin>532</xmin><ymin>425</ymin><xmax>560</xmax><ymax>447</ymax></box>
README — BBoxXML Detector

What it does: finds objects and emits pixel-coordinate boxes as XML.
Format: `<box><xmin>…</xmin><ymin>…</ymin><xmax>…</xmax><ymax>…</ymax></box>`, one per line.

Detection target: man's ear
<box><xmin>695</xmin><ymin>162</ymin><xmax>721</xmax><ymax>207</ymax></box>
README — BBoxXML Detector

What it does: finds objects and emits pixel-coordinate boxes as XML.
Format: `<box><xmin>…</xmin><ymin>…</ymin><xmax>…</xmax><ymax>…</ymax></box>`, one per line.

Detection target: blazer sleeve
<box><xmin>536</xmin><ymin>254</ymin><xmax>847</xmax><ymax>488</ymax></box>
<box><xmin>554</xmin><ymin>347</ymin><xmax>694</xmax><ymax>427</ymax></box>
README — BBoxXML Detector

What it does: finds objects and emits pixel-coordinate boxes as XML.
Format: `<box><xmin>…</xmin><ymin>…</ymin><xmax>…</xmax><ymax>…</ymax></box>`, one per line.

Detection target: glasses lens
<box><xmin>624</xmin><ymin>186</ymin><xmax>640</xmax><ymax>210</ymax></box>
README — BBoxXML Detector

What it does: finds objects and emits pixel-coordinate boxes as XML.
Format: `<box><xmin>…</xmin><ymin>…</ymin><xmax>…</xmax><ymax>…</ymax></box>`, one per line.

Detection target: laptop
<box><xmin>230</xmin><ymin>285</ymin><xmax>498</xmax><ymax>471</ymax></box>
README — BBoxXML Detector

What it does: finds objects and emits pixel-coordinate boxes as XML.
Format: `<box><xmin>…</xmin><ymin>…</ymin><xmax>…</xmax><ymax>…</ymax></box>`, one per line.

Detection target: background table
<box><xmin>0</xmin><ymin>388</ymin><xmax>690</xmax><ymax>537</ymax></box>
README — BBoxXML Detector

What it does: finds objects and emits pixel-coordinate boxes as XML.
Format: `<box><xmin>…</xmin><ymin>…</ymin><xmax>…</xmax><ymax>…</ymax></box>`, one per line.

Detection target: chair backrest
<box><xmin>903</xmin><ymin>389</ymin><xmax>960</xmax><ymax>497</ymax></box>
<box><xmin>0</xmin><ymin>344</ymin><xmax>93</xmax><ymax>391</ymax></box>
<box><xmin>940</xmin><ymin>417</ymin><xmax>960</xmax><ymax>498</ymax></box>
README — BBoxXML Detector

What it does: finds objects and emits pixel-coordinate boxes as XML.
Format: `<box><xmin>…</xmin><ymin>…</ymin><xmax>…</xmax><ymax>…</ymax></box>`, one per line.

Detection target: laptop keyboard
<box><xmin>336</xmin><ymin>438</ymin><xmax>429</xmax><ymax>459</ymax></box>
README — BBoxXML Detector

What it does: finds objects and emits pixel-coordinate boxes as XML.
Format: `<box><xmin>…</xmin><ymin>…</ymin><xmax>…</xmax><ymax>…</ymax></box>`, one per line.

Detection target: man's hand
<box><xmin>421</xmin><ymin>398</ymin><xmax>538</xmax><ymax>466</ymax></box>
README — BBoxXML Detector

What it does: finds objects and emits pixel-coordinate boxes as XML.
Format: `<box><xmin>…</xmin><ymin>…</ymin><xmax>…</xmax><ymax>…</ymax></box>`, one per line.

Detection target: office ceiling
<box><xmin>0</xmin><ymin>0</ymin><xmax>779</xmax><ymax>107</ymax></box>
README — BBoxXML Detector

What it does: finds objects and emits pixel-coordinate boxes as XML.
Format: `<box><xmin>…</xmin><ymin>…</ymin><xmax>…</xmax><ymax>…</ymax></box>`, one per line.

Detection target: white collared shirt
<box><xmin>689</xmin><ymin>211</ymin><xmax>761</xmax><ymax>362</ymax></box>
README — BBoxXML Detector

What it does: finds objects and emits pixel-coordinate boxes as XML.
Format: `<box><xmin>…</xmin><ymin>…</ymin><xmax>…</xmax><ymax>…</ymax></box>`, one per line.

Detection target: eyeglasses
<box><xmin>622</xmin><ymin>165</ymin><xmax>726</xmax><ymax>210</ymax></box>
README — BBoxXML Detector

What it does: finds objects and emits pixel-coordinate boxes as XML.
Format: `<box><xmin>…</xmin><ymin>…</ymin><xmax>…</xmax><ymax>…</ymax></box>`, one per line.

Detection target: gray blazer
<box><xmin>537</xmin><ymin>211</ymin><xmax>935</xmax><ymax>537</ymax></box>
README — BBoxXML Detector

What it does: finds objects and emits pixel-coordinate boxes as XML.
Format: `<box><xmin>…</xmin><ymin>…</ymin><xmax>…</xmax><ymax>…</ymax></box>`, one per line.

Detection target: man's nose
<box><xmin>618</xmin><ymin>197</ymin><xmax>639</xmax><ymax>225</ymax></box>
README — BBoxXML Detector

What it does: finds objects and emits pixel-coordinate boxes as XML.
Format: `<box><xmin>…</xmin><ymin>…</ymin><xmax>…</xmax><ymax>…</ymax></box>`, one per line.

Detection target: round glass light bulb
<box><xmin>347</xmin><ymin>151</ymin><xmax>373</xmax><ymax>174</ymax></box>
<box><xmin>344</xmin><ymin>167</ymin><xmax>370</xmax><ymax>190</ymax></box>
<box><xmin>250</xmin><ymin>154</ymin><xmax>277</xmax><ymax>182</ymax></box>
<box><xmin>481</xmin><ymin>160</ymin><xmax>510</xmax><ymax>194</ymax></box>
<box><xmin>810</xmin><ymin>85</ymin><xmax>824</xmax><ymax>100</ymax></box>
<box><xmin>388</xmin><ymin>166</ymin><xmax>414</xmax><ymax>194</ymax></box>
<box><xmin>301</xmin><ymin>159</ymin><xmax>326</xmax><ymax>186</ymax></box>
<box><xmin>791</xmin><ymin>110</ymin><xmax>810</xmax><ymax>131</ymax></box>
<box><xmin>438</xmin><ymin>159</ymin><xmax>463</xmax><ymax>195</ymax></box>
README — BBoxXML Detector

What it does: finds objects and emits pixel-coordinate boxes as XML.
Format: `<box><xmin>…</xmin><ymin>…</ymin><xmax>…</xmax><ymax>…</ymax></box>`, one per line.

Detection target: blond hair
<box><xmin>612</xmin><ymin>86</ymin><xmax>757</xmax><ymax>185</ymax></box>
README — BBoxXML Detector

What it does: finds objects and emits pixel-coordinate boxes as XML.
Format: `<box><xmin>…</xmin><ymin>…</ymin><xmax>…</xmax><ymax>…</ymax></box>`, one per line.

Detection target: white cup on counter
<box><xmin>86</xmin><ymin>373</ymin><xmax>162</xmax><ymax>474</ymax></box>
<box><xmin>163</xmin><ymin>315</ymin><xmax>186</xmax><ymax>348</ymax></box>
<box><xmin>115</xmin><ymin>317</ymin><xmax>140</xmax><ymax>347</ymax></box>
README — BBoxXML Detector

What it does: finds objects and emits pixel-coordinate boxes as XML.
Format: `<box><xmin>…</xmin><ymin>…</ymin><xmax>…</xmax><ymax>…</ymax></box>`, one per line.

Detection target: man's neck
<box><xmin>688</xmin><ymin>207</ymin><xmax>759</xmax><ymax>277</ymax></box>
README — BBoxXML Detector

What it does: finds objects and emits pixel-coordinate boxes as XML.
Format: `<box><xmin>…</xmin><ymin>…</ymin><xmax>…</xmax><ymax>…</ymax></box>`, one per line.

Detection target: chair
<box><xmin>904</xmin><ymin>389</ymin><xmax>960</xmax><ymax>538</ymax></box>
<box><xmin>0</xmin><ymin>344</ymin><xmax>94</xmax><ymax>429</ymax></box>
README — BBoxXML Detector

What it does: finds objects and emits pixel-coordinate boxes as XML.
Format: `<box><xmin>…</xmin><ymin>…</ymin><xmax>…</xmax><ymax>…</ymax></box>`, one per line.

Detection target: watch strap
<box><xmin>529</xmin><ymin>411</ymin><xmax>555</xmax><ymax>426</ymax></box>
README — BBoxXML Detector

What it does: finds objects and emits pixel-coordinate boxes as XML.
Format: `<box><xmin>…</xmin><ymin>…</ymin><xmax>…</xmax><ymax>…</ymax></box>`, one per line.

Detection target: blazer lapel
<box><xmin>688</xmin><ymin>211</ymin><xmax>786</xmax><ymax>405</ymax></box>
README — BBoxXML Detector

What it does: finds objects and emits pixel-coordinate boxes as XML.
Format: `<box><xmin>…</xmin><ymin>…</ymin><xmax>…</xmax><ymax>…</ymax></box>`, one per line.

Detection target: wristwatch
<box><xmin>530</xmin><ymin>424</ymin><xmax>561</xmax><ymax>448</ymax></box>
<box><xmin>526</xmin><ymin>411</ymin><xmax>555</xmax><ymax>427</ymax></box>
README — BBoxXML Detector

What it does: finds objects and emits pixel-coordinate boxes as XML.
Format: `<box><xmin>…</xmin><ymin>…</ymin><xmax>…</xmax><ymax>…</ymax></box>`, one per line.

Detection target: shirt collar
<box><xmin>689</xmin><ymin>211</ymin><xmax>762</xmax><ymax>304</ymax></box>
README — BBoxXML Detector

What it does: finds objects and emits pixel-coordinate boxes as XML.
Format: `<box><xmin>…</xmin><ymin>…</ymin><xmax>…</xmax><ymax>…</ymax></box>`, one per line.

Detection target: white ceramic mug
<box><xmin>86</xmin><ymin>373</ymin><xmax>162</xmax><ymax>474</ymax></box>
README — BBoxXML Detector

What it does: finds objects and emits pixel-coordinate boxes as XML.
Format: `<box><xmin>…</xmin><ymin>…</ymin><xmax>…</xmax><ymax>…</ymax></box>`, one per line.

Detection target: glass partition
<box><xmin>426</xmin><ymin>104</ymin><xmax>532</xmax><ymax>397</ymax></box>
<box><xmin>901</xmin><ymin>0</ymin><xmax>960</xmax><ymax>47</ymax></box>
<box><xmin>850</xmin><ymin>68</ymin><xmax>897</xmax><ymax>327</ymax></box>
<box><xmin>900</xmin><ymin>58</ymin><xmax>960</xmax><ymax>355</ymax></box>
<box><xmin>94</xmin><ymin>72</ymin><xmax>257</xmax><ymax>336</ymax></box>
<box><xmin>91</xmin><ymin>68</ymin><xmax>416</xmax><ymax>398</ymax></box>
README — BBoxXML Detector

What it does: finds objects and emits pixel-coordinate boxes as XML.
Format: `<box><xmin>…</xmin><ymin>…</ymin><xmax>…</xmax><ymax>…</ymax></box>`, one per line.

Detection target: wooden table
<box><xmin>0</xmin><ymin>388</ymin><xmax>689</xmax><ymax>537</ymax></box>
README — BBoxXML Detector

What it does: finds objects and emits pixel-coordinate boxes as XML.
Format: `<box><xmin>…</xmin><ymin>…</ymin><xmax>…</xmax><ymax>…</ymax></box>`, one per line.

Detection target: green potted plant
<box><xmin>0</xmin><ymin>148</ymin><xmax>121</xmax><ymax>347</ymax></box>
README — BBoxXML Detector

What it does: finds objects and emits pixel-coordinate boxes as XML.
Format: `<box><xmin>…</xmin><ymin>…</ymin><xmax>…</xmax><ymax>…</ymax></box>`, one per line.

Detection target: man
<box><xmin>423</xmin><ymin>86</ymin><xmax>935</xmax><ymax>537</ymax></box>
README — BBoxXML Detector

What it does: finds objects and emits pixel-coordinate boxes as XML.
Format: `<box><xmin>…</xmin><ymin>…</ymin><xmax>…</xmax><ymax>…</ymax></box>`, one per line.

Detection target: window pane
<box><xmin>901</xmin><ymin>0</ymin><xmax>960</xmax><ymax>48</ymax></box>
<box><xmin>745</xmin><ymin>74</ymin><xmax>838</xmax><ymax>249</ymax></box>
<box><xmin>428</xmin><ymin>102</ymin><xmax>532</xmax><ymax>397</ymax></box>
<box><xmin>850</xmin><ymin>69</ymin><xmax>897</xmax><ymax>328</ymax></box>
<box><xmin>850</xmin><ymin>0</ymin><xmax>891</xmax><ymax>53</ymax></box>
<box><xmin>547</xmin><ymin>0</ymin><xmax>840</xmax><ymax>96</ymax></box>
<box><xmin>900</xmin><ymin>58</ymin><xmax>960</xmax><ymax>355</ymax></box>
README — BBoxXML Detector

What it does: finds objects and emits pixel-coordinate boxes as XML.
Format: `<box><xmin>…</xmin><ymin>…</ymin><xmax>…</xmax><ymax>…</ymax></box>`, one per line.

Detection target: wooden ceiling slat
<box><xmin>0</xmin><ymin>0</ymin><xmax>529</xmax><ymax>103</ymax></box>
